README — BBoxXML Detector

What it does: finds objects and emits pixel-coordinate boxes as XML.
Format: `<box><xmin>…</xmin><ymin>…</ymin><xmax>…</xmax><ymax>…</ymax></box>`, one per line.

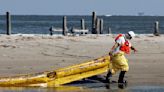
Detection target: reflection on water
<box><xmin>105</xmin><ymin>83</ymin><xmax>128</xmax><ymax>89</ymax></box>
<box><xmin>0</xmin><ymin>77</ymin><xmax>164</xmax><ymax>92</ymax></box>
<box><xmin>0</xmin><ymin>86</ymin><xmax>84</xmax><ymax>92</ymax></box>
<box><xmin>0</xmin><ymin>84</ymin><xmax>164</xmax><ymax>92</ymax></box>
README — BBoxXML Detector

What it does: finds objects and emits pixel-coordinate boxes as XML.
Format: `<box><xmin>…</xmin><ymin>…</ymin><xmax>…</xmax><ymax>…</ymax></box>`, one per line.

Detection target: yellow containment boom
<box><xmin>0</xmin><ymin>56</ymin><xmax>110</xmax><ymax>87</ymax></box>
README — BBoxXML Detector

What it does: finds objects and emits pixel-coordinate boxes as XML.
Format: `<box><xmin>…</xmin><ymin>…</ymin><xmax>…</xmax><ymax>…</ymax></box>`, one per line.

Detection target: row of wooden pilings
<box><xmin>60</xmin><ymin>12</ymin><xmax>105</xmax><ymax>36</ymax></box>
<box><xmin>91</xmin><ymin>11</ymin><xmax>104</xmax><ymax>34</ymax></box>
<box><xmin>5</xmin><ymin>11</ymin><xmax>160</xmax><ymax>36</ymax></box>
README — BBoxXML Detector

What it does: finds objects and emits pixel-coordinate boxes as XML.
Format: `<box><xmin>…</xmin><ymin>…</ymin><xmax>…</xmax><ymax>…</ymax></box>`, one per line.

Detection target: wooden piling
<box><xmin>63</xmin><ymin>16</ymin><xmax>67</xmax><ymax>36</ymax></box>
<box><xmin>6</xmin><ymin>12</ymin><xmax>11</xmax><ymax>35</ymax></box>
<box><xmin>81</xmin><ymin>19</ymin><xmax>85</xmax><ymax>30</ymax></box>
<box><xmin>96</xmin><ymin>18</ymin><xmax>100</xmax><ymax>34</ymax></box>
<box><xmin>108</xmin><ymin>27</ymin><xmax>112</xmax><ymax>34</ymax></box>
<box><xmin>100</xmin><ymin>19</ymin><xmax>103</xmax><ymax>34</ymax></box>
<box><xmin>154</xmin><ymin>21</ymin><xmax>160</xmax><ymax>36</ymax></box>
<box><xmin>49</xmin><ymin>26</ymin><xmax>53</xmax><ymax>36</ymax></box>
<box><xmin>92</xmin><ymin>11</ymin><xmax>97</xmax><ymax>34</ymax></box>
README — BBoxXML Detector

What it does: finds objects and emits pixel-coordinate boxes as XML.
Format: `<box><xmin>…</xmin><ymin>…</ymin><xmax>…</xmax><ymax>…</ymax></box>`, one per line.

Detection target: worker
<box><xmin>106</xmin><ymin>31</ymin><xmax>137</xmax><ymax>84</ymax></box>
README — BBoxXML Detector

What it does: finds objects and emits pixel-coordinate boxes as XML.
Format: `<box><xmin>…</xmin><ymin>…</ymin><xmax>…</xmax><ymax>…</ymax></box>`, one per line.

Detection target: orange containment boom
<box><xmin>0</xmin><ymin>56</ymin><xmax>111</xmax><ymax>87</ymax></box>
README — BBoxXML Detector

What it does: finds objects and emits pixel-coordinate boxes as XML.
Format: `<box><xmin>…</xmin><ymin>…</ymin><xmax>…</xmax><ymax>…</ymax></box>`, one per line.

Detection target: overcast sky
<box><xmin>0</xmin><ymin>0</ymin><xmax>164</xmax><ymax>15</ymax></box>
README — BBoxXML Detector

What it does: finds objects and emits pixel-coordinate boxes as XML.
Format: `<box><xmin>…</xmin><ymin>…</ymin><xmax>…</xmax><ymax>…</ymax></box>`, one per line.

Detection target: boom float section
<box><xmin>0</xmin><ymin>56</ymin><xmax>110</xmax><ymax>87</ymax></box>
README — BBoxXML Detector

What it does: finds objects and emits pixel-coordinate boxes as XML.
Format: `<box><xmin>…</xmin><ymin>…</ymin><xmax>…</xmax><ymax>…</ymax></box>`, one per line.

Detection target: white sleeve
<box><xmin>116</xmin><ymin>36</ymin><xmax>125</xmax><ymax>45</ymax></box>
<box><xmin>128</xmin><ymin>41</ymin><xmax>132</xmax><ymax>47</ymax></box>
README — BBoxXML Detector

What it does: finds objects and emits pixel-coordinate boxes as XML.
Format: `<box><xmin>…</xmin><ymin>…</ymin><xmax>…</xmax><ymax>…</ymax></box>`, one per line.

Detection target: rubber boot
<box><xmin>118</xmin><ymin>71</ymin><xmax>127</xmax><ymax>84</ymax></box>
<box><xmin>106</xmin><ymin>70</ymin><xmax>112</xmax><ymax>83</ymax></box>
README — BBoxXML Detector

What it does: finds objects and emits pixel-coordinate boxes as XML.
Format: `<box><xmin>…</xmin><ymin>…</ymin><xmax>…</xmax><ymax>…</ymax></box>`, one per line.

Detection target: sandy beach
<box><xmin>0</xmin><ymin>34</ymin><xmax>163</xmax><ymax>87</ymax></box>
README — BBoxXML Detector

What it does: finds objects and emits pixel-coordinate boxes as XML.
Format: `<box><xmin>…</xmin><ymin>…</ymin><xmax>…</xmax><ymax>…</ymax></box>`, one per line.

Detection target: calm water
<box><xmin>0</xmin><ymin>15</ymin><xmax>164</xmax><ymax>34</ymax></box>
<box><xmin>0</xmin><ymin>78</ymin><xmax>163</xmax><ymax>92</ymax></box>
<box><xmin>0</xmin><ymin>83</ymin><xmax>164</xmax><ymax>92</ymax></box>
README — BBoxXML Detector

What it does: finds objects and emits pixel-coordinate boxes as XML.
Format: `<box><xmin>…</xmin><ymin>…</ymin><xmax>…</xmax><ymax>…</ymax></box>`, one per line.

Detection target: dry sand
<box><xmin>0</xmin><ymin>34</ymin><xmax>163</xmax><ymax>86</ymax></box>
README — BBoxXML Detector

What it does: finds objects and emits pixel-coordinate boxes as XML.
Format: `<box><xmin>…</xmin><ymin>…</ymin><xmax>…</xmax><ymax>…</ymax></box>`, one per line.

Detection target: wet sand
<box><xmin>0</xmin><ymin>34</ymin><xmax>164</xmax><ymax>90</ymax></box>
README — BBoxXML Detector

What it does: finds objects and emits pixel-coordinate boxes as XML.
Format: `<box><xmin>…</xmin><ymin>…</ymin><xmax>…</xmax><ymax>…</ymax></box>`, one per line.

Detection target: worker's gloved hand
<box><xmin>133</xmin><ymin>49</ymin><xmax>137</xmax><ymax>53</ymax></box>
<box><xmin>131</xmin><ymin>46</ymin><xmax>137</xmax><ymax>53</ymax></box>
<box><xmin>109</xmin><ymin>51</ymin><xmax>112</xmax><ymax>56</ymax></box>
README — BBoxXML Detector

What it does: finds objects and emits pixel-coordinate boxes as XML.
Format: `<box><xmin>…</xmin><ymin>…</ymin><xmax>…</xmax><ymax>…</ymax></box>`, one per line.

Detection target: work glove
<box><xmin>131</xmin><ymin>46</ymin><xmax>137</xmax><ymax>53</ymax></box>
<box><xmin>109</xmin><ymin>51</ymin><xmax>112</xmax><ymax>56</ymax></box>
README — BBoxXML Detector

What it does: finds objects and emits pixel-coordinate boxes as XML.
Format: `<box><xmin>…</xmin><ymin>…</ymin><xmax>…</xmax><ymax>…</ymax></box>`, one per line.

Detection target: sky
<box><xmin>0</xmin><ymin>0</ymin><xmax>164</xmax><ymax>16</ymax></box>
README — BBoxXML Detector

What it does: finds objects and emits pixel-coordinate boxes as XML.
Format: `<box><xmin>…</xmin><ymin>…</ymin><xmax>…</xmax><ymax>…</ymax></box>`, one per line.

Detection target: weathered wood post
<box><xmin>92</xmin><ymin>11</ymin><xmax>97</xmax><ymax>34</ymax></box>
<box><xmin>6</xmin><ymin>12</ymin><xmax>11</xmax><ymax>35</ymax></box>
<box><xmin>108</xmin><ymin>27</ymin><xmax>112</xmax><ymax>34</ymax></box>
<box><xmin>63</xmin><ymin>16</ymin><xmax>67</xmax><ymax>36</ymax></box>
<box><xmin>96</xmin><ymin>18</ymin><xmax>100</xmax><ymax>34</ymax></box>
<box><xmin>100</xmin><ymin>19</ymin><xmax>103</xmax><ymax>34</ymax></box>
<box><xmin>81</xmin><ymin>19</ymin><xmax>85</xmax><ymax>30</ymax></box>
<box><xmin>154</xmin><ymin>21</ymin><xmax>160</xmax><ymax>36</ymax></box>
<box><xmin>49</xmin><ymin>26</ymin><xmax>53</xmax><ymax>36</ymax></box>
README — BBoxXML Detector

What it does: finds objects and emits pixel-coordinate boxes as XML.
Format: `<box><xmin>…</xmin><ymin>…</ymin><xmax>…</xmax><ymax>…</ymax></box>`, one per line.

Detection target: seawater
<box><xmin>0</xmin><ymin>15</ymin><xmax>164</xmax><ymax>34</ymax></box>
<box><xmin>0</xmin><ymin>84</ymin><xmax>164</xmax><ymax>92</ymax></box>
<box><xmin>0</xmin><ymin>79</ymin><xmax>163</xmax><ymax>92</ymax></box>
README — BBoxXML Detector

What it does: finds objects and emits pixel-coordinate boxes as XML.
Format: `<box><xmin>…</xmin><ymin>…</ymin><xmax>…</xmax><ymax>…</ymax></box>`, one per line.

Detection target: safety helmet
<box><xmin>128</xmin><ymin>31</ymin><xmax>135</xmax><ymax>39</ymax></box>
